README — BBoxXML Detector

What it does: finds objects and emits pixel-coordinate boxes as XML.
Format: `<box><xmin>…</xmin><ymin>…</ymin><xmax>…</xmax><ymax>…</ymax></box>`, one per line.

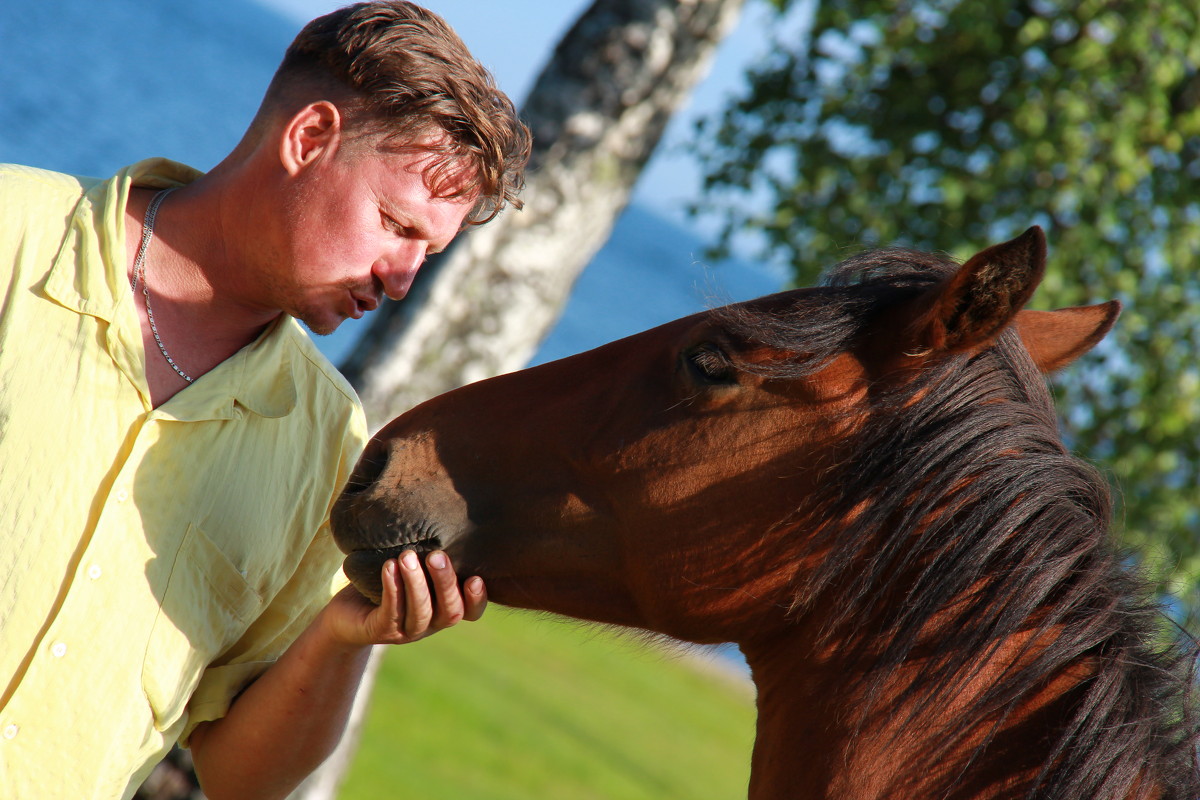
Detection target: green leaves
<box><xmin>693</xmin><ymin>0</ymin><xmax>1200</xmax><ymax>617</ymax></box>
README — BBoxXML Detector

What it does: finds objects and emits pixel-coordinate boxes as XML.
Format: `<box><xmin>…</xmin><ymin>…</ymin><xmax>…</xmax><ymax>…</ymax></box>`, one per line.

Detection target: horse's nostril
<box><xmin>341</xmin><ymin>441</ymin><xmax>390</xmax><ymax>497</ymax></box>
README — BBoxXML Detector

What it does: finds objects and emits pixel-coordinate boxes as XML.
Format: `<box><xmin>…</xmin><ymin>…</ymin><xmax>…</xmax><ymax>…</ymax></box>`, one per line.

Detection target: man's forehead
<box><xmin>380</xmin><ymin>141</ymin><xmax>478</xmax><ymax>198</ymax></box>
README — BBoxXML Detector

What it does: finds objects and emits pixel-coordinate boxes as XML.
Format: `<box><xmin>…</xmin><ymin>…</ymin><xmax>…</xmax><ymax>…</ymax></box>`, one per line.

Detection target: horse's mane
<box><xmin>721</xmin><ymin>249</ymin><xmax>1200</xmax><ymax>799</ymax></box>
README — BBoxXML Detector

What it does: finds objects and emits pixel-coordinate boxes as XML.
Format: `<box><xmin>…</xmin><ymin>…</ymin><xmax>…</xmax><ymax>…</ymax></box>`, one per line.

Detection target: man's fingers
<box><xmin>379</xmin><ymin>558</ymin><xmax>405</xmax><ymax>625</ymax></box>
<box><xmin>426</xmin><ymin>551</ymin><xmax>465</xmax><ymax>629</ymax></box>
<box><xmin>365</xmin><ymin>550</ymin><xmax>485</xmax><ymax>645</ymax></box>
<box><xmin>463</xmin><ymin>575</ymin><xmax>487</xmax><ymax>622</ymax></box>
<box><xmin>399</xmin><ymin>549</ymin><xmax>434</xmax><ymax>637</ymax></box>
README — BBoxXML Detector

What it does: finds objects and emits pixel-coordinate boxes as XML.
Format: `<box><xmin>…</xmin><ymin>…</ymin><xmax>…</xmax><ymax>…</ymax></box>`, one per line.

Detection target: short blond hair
<box><xmin>263</xmin><ymin>1</ymin><xmax>530</xmax><ymax>224</ymax></box>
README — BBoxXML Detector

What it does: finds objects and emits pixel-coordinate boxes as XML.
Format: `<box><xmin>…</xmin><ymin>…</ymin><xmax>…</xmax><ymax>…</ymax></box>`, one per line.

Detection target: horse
<box><xmin>330</xmin><ymin>227</ymin><xmax>1200</xmax><ymax>799</ymax></box>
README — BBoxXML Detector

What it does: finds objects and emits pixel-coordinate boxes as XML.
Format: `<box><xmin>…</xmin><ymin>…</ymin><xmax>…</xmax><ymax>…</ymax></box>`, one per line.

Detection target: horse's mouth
<box><xmin>342</xmin><ymin>539</ymin><xmax>442</xmax><ymax>604</ymax></box>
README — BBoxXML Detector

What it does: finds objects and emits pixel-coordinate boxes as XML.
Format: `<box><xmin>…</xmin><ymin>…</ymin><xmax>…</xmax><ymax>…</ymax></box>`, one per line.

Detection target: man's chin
<box><xmin>297</xmin><ymin>313</ymin><xmax>343</xmax><ymax>337</ymax></box>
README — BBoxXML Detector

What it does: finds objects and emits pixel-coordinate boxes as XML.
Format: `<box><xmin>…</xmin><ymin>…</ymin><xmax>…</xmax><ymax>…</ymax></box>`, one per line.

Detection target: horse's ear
<box><xmin>906</xmin><ymin>226</ymin><xmax>1046</xmax><ymax>356</ymax></box>
<box><xmin>1014</xmin><ymin>301</ymin><xmax>1121</xmax><ymax>373</ymax></box>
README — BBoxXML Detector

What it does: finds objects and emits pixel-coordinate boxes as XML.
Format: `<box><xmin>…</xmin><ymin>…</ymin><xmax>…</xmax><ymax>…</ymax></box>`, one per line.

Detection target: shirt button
<box><xmin>3</xmin><ymin>724</ymin><xmax>17</xmax><ymax>740</ymax></box>
<box><xmin>87</xmin><ymin>564</ymin><xmax>103</xmax><ymax>580</ymax></box>
<box><xmin>51</xmin><ymin>642</ymin><xmax>67</xmax><ymax>658</ymax></box>
<box><xmin>115</xmin><ymin>489</ymin><xmax>129</xmax><ymax>502</ymax></box>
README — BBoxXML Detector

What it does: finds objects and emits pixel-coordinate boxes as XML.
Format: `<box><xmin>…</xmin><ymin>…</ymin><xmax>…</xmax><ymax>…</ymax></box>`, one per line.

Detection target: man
<box><xmin>0</xmin><ymin>3</ymin><xmax>531</xmax><ymax>798</ymax></box>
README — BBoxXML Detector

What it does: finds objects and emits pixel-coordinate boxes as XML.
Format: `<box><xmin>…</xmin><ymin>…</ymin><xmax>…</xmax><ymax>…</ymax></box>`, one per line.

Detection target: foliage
<box><xmin>339</xmin><ymin>608</ymin><xmax>755</xmax><ymax>799</ymax></box>
<box><xmin>691</xmin><ymin>0</ymin><xmax>1200</xmax><ymax>618</ymax></box>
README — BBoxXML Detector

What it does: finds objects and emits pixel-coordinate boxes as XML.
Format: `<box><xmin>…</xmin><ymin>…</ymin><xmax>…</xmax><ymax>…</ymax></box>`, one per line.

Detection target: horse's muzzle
<box><xmin>339</xmin><ymin>541</ymin><xmax>442</xmax><ymax>604</ymax></box>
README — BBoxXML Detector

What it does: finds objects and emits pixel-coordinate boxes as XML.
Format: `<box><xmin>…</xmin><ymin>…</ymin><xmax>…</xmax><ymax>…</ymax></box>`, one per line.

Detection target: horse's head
<box><xmin>331</xmin><ymin>227</ymin><xmax>1119</xmax><ymax>645</ymax></box>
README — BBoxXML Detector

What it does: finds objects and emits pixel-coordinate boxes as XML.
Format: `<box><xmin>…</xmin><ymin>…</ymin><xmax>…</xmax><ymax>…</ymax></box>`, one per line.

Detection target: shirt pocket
<box><xmin>141</xmin><ymin>523</ymin><xmax>263</xmax><ymax>731</ymax></box>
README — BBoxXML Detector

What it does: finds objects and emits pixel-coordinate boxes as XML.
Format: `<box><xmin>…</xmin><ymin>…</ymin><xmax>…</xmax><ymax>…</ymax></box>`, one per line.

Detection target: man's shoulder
<box><xmin>0</xmin><ymin>165</ymin><xmax>102</xmax><ymax>286</ymax></box>
<box><xmin>278</xmin><ymin>318</ymin><xmax>363</xmax><ymax>411</ymax></box>
<box><xmin>278</xmin><ymin>321</ymin><xmax>369</xmax><ymax>454</ymax></box>
<box><xmin>0</xmin><ymin>163</ymin><xmax>96</xmax><ymax>206</ymax></box>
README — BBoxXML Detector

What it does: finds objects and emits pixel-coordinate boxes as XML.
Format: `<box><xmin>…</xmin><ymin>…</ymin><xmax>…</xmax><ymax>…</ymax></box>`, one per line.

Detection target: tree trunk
<box><xmin>291</xmin><ymin>2</ymin><xmax>744</xmax><ymax>798</ymax></box>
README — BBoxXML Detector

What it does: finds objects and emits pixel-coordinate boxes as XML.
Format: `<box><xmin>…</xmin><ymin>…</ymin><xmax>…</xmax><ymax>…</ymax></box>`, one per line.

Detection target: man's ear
<box><xmin>279</xmin><ymin>101</ymin><xmax>342</xmax><ymax>176</ymax></box>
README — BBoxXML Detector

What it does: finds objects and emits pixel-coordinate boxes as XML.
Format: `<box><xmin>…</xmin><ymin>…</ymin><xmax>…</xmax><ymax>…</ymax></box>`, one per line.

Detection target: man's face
<box><xmin>267</xmin><ymin>138</ymin><xmax>477</xmax><ymax>335</ymax></box>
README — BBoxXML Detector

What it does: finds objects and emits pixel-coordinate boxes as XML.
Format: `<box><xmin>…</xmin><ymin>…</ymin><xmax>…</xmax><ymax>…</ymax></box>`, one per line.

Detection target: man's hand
<box><xmin>320</xmin><ymin>550</ymin><xmax>487</xmax><ymax>648</ymax></box>
<box><xmin>191</xmin><ymin>550</ymin><xmax>486</xmax><ymax>799</ymax></box>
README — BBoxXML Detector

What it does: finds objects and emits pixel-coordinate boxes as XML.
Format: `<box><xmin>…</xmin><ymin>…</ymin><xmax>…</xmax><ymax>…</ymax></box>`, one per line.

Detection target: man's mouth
<box><xmin>349</xmin><ymin>291</ymin><xmax>380</xmax><ymax>318</ymax></box>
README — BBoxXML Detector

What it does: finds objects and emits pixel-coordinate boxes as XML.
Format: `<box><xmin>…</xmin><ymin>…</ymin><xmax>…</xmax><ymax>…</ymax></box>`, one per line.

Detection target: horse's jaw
<box><xmin>333</xmin><ymin>508</ymin><xmax>647</xmax><ymax>628</ymax></box>
<box><xmin>329</xmin><ymin>421</ymin><xmax>646</xmax><ymax>624</ymax></box>
<box><xmin>330</xmin><ymin>446</ymin><xmax>787</xmax><ymax>640</ymax></box>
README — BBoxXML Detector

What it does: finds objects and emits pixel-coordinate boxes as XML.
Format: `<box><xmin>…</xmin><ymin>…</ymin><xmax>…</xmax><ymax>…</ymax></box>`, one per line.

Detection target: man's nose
<box><xmin>374</xmin><ymin>243</ymin><xmax>427</xmax><ymax>300</ymax></box>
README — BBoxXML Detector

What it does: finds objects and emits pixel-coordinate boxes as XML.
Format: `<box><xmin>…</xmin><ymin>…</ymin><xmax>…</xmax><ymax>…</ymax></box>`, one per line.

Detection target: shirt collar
<box><xmin>42</xmin><ymin>158</ymin><xmax>299</xmax><ymax>421</ymax></box>
<box><xmin>43</xmin><ymin>158</ymin><xmax>203</xmax><ymax>320</ymax></box>
<box><xmin>155</xmin><ymin>317</ymin><xmax>300</xmax><ymax>422</ymax></box>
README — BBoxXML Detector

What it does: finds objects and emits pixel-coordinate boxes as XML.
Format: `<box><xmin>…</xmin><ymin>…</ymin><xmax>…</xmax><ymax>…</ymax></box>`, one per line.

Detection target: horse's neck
<box><xmin>741</xmin><ymin>639</ymin><xmax>940</xmax><ymax>800</ymax></box>
<box><xmin>741</xmin><ymin>634</ymin><xmax>1073</xmax><ymax>800</ymax></box>
<box><xmin>742</xmin><ymin>641</ymin><xmax>851</xmax><ymax>800</ymax></box>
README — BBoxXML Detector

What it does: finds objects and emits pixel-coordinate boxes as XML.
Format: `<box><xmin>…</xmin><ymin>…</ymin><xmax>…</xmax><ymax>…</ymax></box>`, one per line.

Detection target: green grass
<box><xmin>338</xmin><ymin>608</ymin><xmax>756</xmax><ymax>799</ymax></box>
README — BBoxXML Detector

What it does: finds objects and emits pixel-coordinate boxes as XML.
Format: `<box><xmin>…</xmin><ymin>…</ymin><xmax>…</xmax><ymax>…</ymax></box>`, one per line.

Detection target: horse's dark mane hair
<box><xmin>720</xmin><ymin>248</ymin><xmax>1200</xmax><ymax>799</ymax></box>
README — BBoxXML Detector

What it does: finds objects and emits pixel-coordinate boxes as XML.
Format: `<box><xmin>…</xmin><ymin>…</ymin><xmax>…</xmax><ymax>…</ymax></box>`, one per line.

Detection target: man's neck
<box><xmin>125</xmin><ymin>182</ymin><xmax>279</xmax><ymax>406</ymax></box>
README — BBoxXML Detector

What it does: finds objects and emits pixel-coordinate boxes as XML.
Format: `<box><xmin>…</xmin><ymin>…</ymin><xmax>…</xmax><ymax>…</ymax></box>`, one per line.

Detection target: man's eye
<box><xmin>381</xmin><ymin>213</ymin><xmax>409</xmax><ymax>236</ymax></box>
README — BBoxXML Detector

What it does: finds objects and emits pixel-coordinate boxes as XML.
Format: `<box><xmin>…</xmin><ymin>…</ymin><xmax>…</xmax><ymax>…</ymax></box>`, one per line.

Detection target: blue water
<box><xmin>0</xmin><ymin>0</ymin><xmax>292</xmax><ymax>177</ymax></box>
<box><xmin>1</xmin><ymin>0</ymin><xmax>771</xmax><ymax>675</ymax></box>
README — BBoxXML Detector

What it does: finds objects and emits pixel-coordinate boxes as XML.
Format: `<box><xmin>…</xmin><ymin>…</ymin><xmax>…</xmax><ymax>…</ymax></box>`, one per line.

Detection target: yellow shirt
<box><xmin>0</xmin><ymin>160</ymin><xmax>368</xmax><ymax>798</ymax></box>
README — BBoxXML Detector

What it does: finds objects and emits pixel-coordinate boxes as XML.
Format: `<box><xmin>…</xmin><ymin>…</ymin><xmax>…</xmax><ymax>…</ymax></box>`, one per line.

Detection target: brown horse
<box><xmin>331</xmin><ymin>228</ymin><xmax>1200</xmax><ymax>799</ymax></box>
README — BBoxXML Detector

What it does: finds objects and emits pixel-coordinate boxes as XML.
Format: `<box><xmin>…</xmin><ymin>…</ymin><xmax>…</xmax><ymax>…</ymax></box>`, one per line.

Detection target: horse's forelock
<box><xmin>715</xmin><ymin>248</ymin><xmax>955</xmax><ymax>379</ymax></box>
<box><xmin>822</xmin><ymin>246</ymin><xmax>959</xmax><ymax>288</ymax></box>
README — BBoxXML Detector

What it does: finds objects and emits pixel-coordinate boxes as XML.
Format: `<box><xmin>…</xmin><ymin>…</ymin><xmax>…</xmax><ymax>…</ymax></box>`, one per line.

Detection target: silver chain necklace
<box><xmin>130</xmin><ymin>188</ymin><xmax>193</xmax><ymax>383</ymax></box>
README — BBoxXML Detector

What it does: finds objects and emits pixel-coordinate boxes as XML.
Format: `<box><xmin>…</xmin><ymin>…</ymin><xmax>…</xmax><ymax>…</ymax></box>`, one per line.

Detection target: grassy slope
<box><xmin>339</xmin><ymin>607</ymin><xmax>756</xmax><ymax>800</ymax></box>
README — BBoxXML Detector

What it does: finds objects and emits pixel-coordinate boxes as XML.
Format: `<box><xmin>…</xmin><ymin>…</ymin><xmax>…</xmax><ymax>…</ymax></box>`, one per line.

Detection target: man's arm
<box><xmin>188</xmin><ymin>550</ymin><xmax>485</xmax><ymax>800</ymax></box>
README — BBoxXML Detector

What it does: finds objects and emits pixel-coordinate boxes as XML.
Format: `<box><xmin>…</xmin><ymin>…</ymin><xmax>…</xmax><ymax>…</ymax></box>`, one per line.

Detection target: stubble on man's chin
<box><xmin>302</xmin><ymin>317</ymin><xmax>341</xmax><ymax>337</ymax></box>
<box><xmin>291</xmin><ymin>305</ymin><xmax>343</xmax><ymax>337</ymax></box>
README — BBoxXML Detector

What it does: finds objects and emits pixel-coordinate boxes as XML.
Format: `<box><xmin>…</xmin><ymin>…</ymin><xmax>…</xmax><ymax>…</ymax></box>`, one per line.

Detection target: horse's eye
<box><xmin>683</xmin><ymin>343</ymin><xmax>738</xmax><ymax>387</ymax></box>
